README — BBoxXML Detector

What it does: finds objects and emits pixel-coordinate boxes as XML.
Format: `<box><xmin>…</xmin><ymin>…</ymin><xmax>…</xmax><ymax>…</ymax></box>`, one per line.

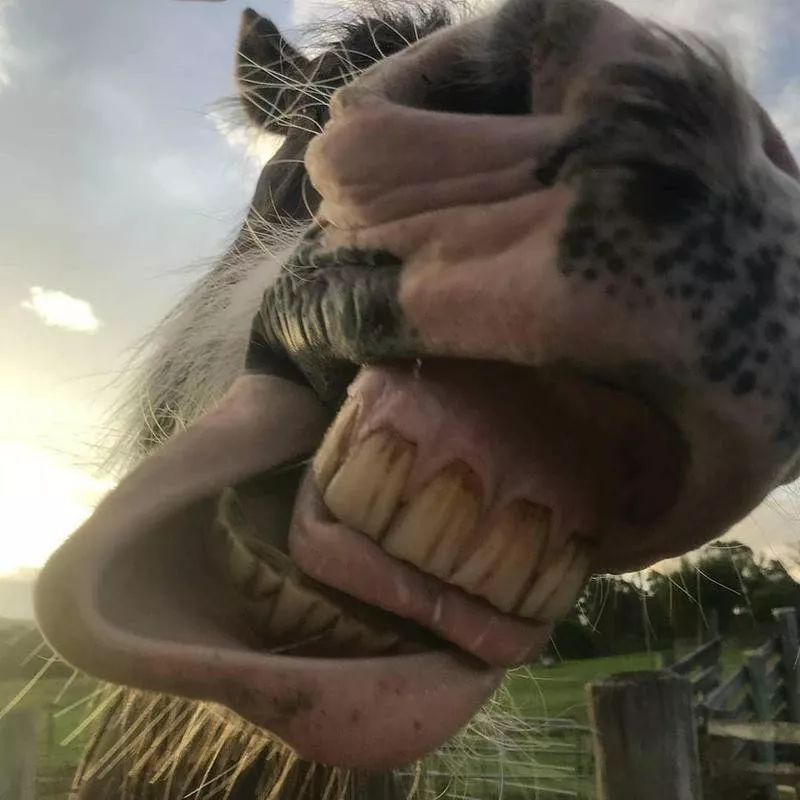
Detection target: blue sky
<box><xmin>1</xmin><ymin>0</ymin><xmax>800</xmax><ymax>577</ymax></box>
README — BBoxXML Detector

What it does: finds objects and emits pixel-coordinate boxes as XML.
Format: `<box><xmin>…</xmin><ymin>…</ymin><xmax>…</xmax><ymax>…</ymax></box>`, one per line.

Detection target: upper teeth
<box><xmin>315</xmin><ymin>411</ymin><xmax>590</xmax><ymax>623</ymax></box>
<box><xmin>450</xmin><ymin>500</ymin><xmax>549</xmax><ymax>615</ymax></box>
<box><xmin>324</xmin><ymin>429</ymin><xmax>414</xmax><ymax>538</ymax></box>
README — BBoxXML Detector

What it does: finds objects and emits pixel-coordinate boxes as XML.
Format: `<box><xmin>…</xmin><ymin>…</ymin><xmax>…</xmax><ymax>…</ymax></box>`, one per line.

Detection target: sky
<box><xmin>1</xmin><ymin>0</ymin><xmax>800</xmax><ymax>583</ymax></box>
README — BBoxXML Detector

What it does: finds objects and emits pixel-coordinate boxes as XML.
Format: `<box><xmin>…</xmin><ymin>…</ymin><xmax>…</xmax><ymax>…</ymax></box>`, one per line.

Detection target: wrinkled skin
<box><xmin>33</xmin><ymin>0</ymin><xmax>800</xmax><ymax>797</ymax></box>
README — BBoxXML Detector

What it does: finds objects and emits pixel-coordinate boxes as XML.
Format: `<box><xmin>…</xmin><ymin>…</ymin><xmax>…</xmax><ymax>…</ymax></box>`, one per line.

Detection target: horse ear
<box><xmin>237</xmin><ymin>8</ymin><xmax>310</xmax><ymax>133</ymax></box>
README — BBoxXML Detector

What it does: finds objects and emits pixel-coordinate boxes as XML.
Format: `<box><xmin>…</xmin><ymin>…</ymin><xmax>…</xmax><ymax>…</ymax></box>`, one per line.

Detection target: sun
<box><xmin>0</xmin><ymin>442</ymin><xmax>114</xmax><ymax>576</ymax></box>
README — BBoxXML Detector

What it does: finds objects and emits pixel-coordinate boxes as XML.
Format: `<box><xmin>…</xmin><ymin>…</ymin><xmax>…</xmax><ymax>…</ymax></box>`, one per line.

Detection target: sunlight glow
<box><xmin>0</xmin><ymin>442</ymin><xmax>114</xmax><ymax>576</ymax></box>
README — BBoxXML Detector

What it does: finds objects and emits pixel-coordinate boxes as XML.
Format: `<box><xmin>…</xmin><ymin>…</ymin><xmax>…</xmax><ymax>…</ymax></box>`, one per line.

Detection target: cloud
<box><xmin>21</xmin><ymin>286</ymin><xmax>102</xmax><ymax>333</ymax></box>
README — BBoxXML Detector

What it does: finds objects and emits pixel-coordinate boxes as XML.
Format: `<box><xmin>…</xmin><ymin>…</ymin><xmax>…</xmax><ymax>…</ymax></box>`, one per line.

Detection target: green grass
<box><xmin>1</xmin><ymin>675</ymin><xmax>102</xmax><ymax>782</ymax></box>
<box><xmin>504</xmin><ymin>651</ymin><xmax>663</xmax><ymax>722</ymax></box>
<box><xmin>0</xmin><ymin>646</ymin><xmax>753</xmax><ymax>799</ymax></box>
<box><xmin>503</xmin><ymin>645</ymin><xmax>748</xmax><ymax>723</ymax></box>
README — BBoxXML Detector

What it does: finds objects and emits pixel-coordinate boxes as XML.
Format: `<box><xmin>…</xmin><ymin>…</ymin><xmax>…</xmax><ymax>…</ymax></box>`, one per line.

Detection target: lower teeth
<box><xmin>209</xmin><ymin>487</ymin><xmax>421</xmax><ymax>657</ymax></box>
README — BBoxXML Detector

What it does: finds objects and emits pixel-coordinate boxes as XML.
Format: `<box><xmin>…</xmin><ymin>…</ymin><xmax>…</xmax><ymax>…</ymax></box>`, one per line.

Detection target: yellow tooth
<box><xmin>449</xmin><ymin>503</ymin><xmax>549</xmax><ymax>611</ymax></box>
<box><xmin>238</xmin><ymin>538</ymin><xmax>294</xmax><ymax>598</ymax></box>
<box><xmin>214</xmin><ymin>493</ymin><xmax>408</xmax><ymax>655</ymax></box>
<box><xmin>364</xmin><ymin>446</ymin><xmax>415</xmax><ymax>538</ymax></box>
<box><xmin>332</xmin><ymin>618</ymin><xmax>400</xmax><ymax>655</ymax></box>
<box><xmin>325</xmin><ymin>615</ymin><xmax>369</xmax><ymax>649</ymax></box>
<box><xmin>251</xmin><ymin>581</ymin><xmax>402</xmax><ymax>655</ymax></box>
<box><xmin>324</xmin><ymin>431</ymin><xmax>414</xmax><ymax>539</ymax></box>
<box><xmin>225</xmin><ymin>529</ymin><xmax>260</xmax><ymax>593</ymax></box>
<box><xmin>463</xmin><ymin>502</ymin><xmax>550</xmax><ymax>614</ymax></box>
<box><xmin>517</xmin><ymin>539</ymin><xmax>578</xmax><ymax>619</ymax></box>
<box><xmin>381</xmin><ymin>464</ymin><xmax>479</xmax><ymax>572</ymax></box>
<box><xmin>251</xmin><ymin>556</ymin><xmax>283</xmax><ymax>597</ymax></box>
<box><xmin>424</xmin><ymin>471</ymin><xmax>482</xmax><ymax>579</ymax></box>
<box><xmin>313</xmin><ymin>400</ymin><xmax>360</xmax><ymax>490</ymax></box>
<box><xmin>536</xmin><ymin>549</ymin><xmax>590</xmax><ymax>622</ymax></box>
<box><xmin>268</xmin><ymin>579</ymin><xmax>332</xmax><ymax>638</ymax></box>
<box><xmin>449</xmin><ymin>522</ymin><xmax>509</xmax><ymax>592</ymax></box>
<box><xmin>295</xmin><ymin>598</ymin><xmax>342</xmax><ymax>638</ymax></box>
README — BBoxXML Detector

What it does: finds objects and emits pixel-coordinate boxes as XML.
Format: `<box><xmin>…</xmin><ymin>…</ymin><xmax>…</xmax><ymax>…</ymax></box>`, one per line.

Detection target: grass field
<box><xmin>0</xmin><ymin>645</ymin><xmax>750</xmax><ymax>799</ymax></box>
<box><xmin>505</xmin><ymin>644</ymin><xmax>746</xmax><ymax>722</ymax></box>
<box><xmin>0</xmin><ymin>672</ymin><xmax>102</xmax><ymax>787</ymax></box>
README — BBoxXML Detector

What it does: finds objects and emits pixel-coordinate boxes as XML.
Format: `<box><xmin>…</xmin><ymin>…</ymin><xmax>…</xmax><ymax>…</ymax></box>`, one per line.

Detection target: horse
<box><xmin>33</xmin><ymin>0</ymin><xmax>800</xmax><ymax>797</ymax></box>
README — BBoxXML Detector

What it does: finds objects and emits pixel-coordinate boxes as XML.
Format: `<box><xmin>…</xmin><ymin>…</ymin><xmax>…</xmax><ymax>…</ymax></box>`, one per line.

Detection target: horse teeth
<box><xmin>535</xmin><ymin>549</ymin><xmax>591</xmax><ymax>622</ymax></box>
<box><xmin>216</xmin><ymin>513</ymin><xmax>406</xmax><ymax>654</ymax></box>
<box><xmin>381</xmin><ymin>463</ymin><xmax>480</xmax><ymax>576</ymax></box>
<box><xmin>325</xmin><ymin>615</ymin><xmax>400</xmax><ymax>654</ymax></box>
<box><xmin>224</xmin><ymin>527</ymin><xmax>261</xmax><ymax>594</ymax></box>
<box><xmin>422</xmin><ymin>468</ymin><xmax>482</xmax><ymax>579</ymax></box>
<box><xmin>319</xmin><ymin>434</ymin><xmax>586</xmax><ymax>623</ymax></box>
<box><xmin>315</xmin><ymin>422</ymin><xmax>586</xmax><ymax>625</ymax></box>
<box><xmin>251</xmin><ymin>555</ymin><xmax>283</xmax><ymax>596</ymax></box>
<box><xmin>353</xmin><ymin>626</ymin><xmax>402</xmax><ymax>654</ymax></box>
<box><xmin>294</xmin><ymin>597</ymin><xmax>342</xmax><ymax>638</ymax></box>
<box><xmin>517</xmin><ymin>539</ymin><xmax>580</xmax><ymax>619</ymax></box>
<box><xmin>267</xmin><ymin>579</ymin><xmax>336</xmax><ymax>639</ymax></box>
<box><xmin>313</xmin><ymin>400</ymin><xmax>360</xmax><ymax>490</ymax></box>
<box><xmin>448</xmin><ymin>520</ymin><xmax>509</xmax><ymax>594</ymax></box>
<box><xmin>323</xmin><ymin>431</ymin><xmax>415</xmax><ymax>539</ymax></box>
<box><xmin>451</xmin><ymin>501</ymin><xmax>550</xmax><ymax>614</ymax></box>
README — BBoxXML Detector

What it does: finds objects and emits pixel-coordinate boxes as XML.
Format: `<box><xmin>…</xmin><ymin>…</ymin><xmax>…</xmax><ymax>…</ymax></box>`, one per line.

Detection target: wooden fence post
<box><xmin>589</xmin><ymin>671</ymin><xmax>703</xmax><ymax>800</ymax></box>
<box><xmin>746</xmin><ymin>650</ymin><xmax>777</xmax><ymax>764</ymax></box>
<box><xmin>0</xmin><ymin>709</ymin><xmax>38</xmax><ymax>800</ymax></box>
<box><xmin>744</xmin><ymin>649</ymin><xmax>781</xmax><ymax>800</ymax></box>
<box><xmin>772</xmin><ymin>607</ymin><xmax>800</xmax><ymax>723</ymax></box>
<box><xmin>707</xmin><ymin>609</ymin><xmax>720</xmax><ymax>642</ymax></box>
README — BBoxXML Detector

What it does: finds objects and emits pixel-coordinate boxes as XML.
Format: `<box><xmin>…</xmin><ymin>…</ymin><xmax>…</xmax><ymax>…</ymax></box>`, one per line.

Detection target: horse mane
<box><xmin>98</xmin><ymin>0</ymin><xmax>465</xmax><ymax>478</ymax></box>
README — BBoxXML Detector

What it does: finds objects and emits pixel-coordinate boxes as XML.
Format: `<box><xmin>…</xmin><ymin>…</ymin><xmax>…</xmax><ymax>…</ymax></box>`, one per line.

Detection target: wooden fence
<box><xmin>589</xmin><ymin>606</ymin><xmax>800</xmax><ymax>800</ymax></box>
<box><xmin>419</xmin><ymin>715</ymin><xmax>595</xmax><ymax>799</ymax></box>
